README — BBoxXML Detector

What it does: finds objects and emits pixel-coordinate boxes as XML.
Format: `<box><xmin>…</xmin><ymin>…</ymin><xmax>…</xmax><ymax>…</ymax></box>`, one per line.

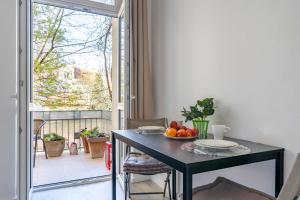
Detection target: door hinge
<box><xmin>19</xmin><ymin>48</ymin><xmax>22</xmax><ymax>55</ymax></box>
<box><xmin>19</xmin><ymin>127</ymin><xmax>22</xmax><ymax>135</ymax></box>
<box><xmin>19</xmin><ymin>0</ymin><xmax>22</xmax><ymax>6</ymax></box>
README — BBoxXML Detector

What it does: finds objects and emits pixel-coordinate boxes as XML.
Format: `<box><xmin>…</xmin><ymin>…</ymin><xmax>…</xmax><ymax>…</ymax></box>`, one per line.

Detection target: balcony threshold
<box><xmin>33</xmin><ymin>174</ymin><xmax>111</xmax><ymax>192</ymax></box>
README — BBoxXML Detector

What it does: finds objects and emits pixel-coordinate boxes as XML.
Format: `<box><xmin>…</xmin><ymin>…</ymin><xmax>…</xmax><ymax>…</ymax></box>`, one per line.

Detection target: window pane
<box><xmin>89</xmin><ymin>0</ymin><xmax>115</xmax><ymax>5</ymax></box>
<box><xmin>32</xmin><ymin>3</ymin><xmax>113</xmax><ymax>111</ymax></box>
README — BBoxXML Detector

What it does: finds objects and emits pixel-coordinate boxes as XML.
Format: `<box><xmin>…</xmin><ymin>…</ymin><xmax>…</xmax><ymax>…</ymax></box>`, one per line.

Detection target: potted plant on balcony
<box><xmin>87</xmin><ymin>127</ymin><xmax>109</xmax><ymax>159</ymax></box>
<box><xmin>80</xmin><ymin>128</ymin><xmax>91</xmax><ymax>153</ymax></box>
<box><xmin>182</xmin><ymin>98</ymin><xmax>215</xmax><ymax>139</ymax></box>
<box><xmin>43</xmin><ymin>133</ymin><xmax>65</xmax><ymax>157</ymax></box>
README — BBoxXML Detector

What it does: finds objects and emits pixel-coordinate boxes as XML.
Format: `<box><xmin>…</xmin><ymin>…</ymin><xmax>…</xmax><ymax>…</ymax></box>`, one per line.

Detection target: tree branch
<box><xmin>103</xmin><ymin>22</ymin><xmax>112</xmax><ymax>101</ymax></box>
<box><xmin>36</xmin><ymin>8</ymin><xmax>63</xmax><ymax>62</ymax></box>
<box><xmin>40</xmin><ymin>9</ymin><xmax>64</xmax><ymax>64</ymax></box>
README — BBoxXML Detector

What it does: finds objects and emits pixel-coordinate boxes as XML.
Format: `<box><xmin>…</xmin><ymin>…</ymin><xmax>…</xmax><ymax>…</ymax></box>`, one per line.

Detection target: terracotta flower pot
<box><xmin>80</xmin><ymin>135</ymin><xmax>90</xmax><ymax>153</ymax></box>
<box><xmin>44</xmin><ymin>140</ymin><xmax>65</xmax><ymax>157</ymax></box>
<box><xmin>87</xmin><ymin>137</ymin><xmax>109</xmax><ymax>159</ymax></box>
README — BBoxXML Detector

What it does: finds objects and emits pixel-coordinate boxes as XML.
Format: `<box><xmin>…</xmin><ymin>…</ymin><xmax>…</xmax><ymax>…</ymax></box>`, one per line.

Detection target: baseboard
<box><xmin>12</xmin><ymin>196</ymin><xmax>18</xmax><ymax>200</ymax></box>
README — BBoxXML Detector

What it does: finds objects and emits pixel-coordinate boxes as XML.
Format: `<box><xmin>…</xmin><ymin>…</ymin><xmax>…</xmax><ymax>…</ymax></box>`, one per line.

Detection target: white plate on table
<box><xmin>138</xmin><ymin>126</ymin><xmax>165</xmax><ymax>131</ymax></box>
<box><xmin>194</xmin><ymin>139</ymin><xmax>239</xmax><ymax>150</ymax></box>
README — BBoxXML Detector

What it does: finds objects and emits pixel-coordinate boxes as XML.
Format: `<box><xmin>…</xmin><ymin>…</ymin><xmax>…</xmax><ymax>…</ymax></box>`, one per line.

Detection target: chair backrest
<box><xmin>33</xmin><ymin>119</ymin><xmax>46</xmax><ymax>136</ymax></box>
<box><xmin>127</xmin><ymin>118</ymin><xmax>167</xmax><ymax>129</ymax></box>
<box><xmin>277</xmin><ymin>154</ymin><xmax>300</xmax><ymax>200</ymax></box>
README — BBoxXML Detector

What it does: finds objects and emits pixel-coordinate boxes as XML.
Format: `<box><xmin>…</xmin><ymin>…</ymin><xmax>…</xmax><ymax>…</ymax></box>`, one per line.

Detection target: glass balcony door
<box><xmin>115</xmin><ymin>0</ymin><xmax>130</xmax><ymax>184</ymax></box>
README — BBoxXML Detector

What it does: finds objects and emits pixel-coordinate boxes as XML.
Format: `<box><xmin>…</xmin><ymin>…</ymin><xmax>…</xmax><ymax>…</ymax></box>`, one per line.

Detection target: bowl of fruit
<box><xmin>164</xmin><ymin>121</ymin><xmax>198</xmax><ymax>140</ymax></box>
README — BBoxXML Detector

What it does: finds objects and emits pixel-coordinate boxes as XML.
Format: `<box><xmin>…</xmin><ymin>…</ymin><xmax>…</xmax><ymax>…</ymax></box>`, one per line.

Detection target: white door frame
<box><xmin>19</xmin><ymin>0</ymin><xmax>32</xmax><ymax>199</ymax></box>
<box><xmin>34</xmin><ymin>0</ymin><xmax>122</xmax><ymax>17</ymax></box>
<box><xmin>18</xmin><ymin>0</ymin><xmax>127</xmax><ymax>199</ymax></box>
<box><xmin>113</xmin><ymin>0</ymin><xmax>131</xmax><ymax>186</ymax></box>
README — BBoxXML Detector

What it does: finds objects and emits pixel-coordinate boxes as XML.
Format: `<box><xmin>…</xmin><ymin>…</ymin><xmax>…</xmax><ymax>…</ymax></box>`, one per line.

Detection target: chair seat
<box><xmin>123</xmin><ymin>153</ymin><xmax>171</xmax><ymax>175</ymax></box>
<box><xmin>180</xmin><ymin>177</ymin><xmax>275</xmax><ymax>200</ymax></box>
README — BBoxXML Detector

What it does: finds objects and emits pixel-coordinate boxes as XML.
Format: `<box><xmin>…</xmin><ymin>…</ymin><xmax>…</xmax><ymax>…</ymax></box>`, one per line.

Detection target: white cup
<box><xmin>212</xmin><ymin>125</ymin><xmax>231</xmax><ymax>140</ymax></box>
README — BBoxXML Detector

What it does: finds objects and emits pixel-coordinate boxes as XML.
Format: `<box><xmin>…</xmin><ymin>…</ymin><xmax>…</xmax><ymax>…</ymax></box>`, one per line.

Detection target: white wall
<box><xmin>0</xmin><ymin>0</ymin><xmax>18</xmax><ymax>200</ymax></box>
<box><xmin>151</xmin><ymin>0</ymin><xmax>300</xmax><ymax>196</ymax></box>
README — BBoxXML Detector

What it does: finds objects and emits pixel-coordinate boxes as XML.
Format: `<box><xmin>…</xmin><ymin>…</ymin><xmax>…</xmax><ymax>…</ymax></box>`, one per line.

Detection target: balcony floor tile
<box><xmin>33</xmin><ymin>150</ymin><xmax>110</xmax><ymax>186</ymax></box>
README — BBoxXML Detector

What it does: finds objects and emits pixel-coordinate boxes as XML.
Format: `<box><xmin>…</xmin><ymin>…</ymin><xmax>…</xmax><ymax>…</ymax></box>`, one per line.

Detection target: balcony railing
<box><xmin>33</xmin><ymin>110</ymin><xmax>112</xmax><ymax>152</ymax></box>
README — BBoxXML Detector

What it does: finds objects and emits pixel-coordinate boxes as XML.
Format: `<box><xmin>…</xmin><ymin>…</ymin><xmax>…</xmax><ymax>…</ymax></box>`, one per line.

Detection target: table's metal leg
<box><xmin>183</xmin><ymin>169</ymin><xmax>192</xmax><ymax>200</ymax></box>
<box><xmin>112</xmin><ymin>132</ymin><xmax>116</xmax><ymax>200</ymax></box>
<box><xmin>275</xmin><ymin>151</ymin><xmax>284</xmax><ymax>197</ymax></box>
<box><xmin>172</xmin><ymin>169</ymin><xmax>177</xmax><ymax>200</ymax></box>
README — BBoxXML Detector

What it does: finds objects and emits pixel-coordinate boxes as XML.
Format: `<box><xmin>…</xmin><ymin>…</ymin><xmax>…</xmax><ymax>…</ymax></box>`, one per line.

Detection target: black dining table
<box><xmin>111</xmin><ymin>129</ymin><xmax>284</xmax><ymax>200</ymax></box>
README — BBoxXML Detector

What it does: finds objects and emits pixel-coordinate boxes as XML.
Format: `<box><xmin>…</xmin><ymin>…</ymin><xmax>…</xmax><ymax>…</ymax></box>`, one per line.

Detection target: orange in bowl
<box><xmin>166</xmin><ymin>128</ymin><xmax>177</xmax><ymax>137</ymax></box>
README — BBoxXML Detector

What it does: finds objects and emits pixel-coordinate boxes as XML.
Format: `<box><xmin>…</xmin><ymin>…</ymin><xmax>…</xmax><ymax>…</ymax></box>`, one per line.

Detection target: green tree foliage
<box><xmin>90</xmin><ymin>73</ymin><xmax>112</xmax><ymax>110</ymax></box>
<box><xmin>33</xmin><ymin>4</ymin><xmax>79</xmax><ymax>108</ymax></box>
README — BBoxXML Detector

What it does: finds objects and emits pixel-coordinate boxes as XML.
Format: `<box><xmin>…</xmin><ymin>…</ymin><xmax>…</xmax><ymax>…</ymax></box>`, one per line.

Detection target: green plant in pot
<box><xmin>86</xmin><ymin>127</ymin><xmax>109</xmax><ymax>159</ymax></box>
<box><xmin>43</xmin><ymin>133</ymin><xmax>65</xmax><ymax>157</ymax></box>
<box><xmin>80</xmin><ymin>128</ymin><xmax>91</xmax><ymax>153</ymax></box>
<box><xmin>182</xmin><ymin>98</ymin><xmax>215</xmax><ymax>139</ymax></box>
<box><xmin>89</xmin><ymin>127</ymin><xmax>107</xmax><ymax>138</ymax></box>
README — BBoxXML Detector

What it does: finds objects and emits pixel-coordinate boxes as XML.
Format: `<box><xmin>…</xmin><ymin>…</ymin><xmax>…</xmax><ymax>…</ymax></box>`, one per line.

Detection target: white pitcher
<box><xmin>212</xmin><ymin>125</ymin><xmax>231</xmax><ymax>140</ymax></box>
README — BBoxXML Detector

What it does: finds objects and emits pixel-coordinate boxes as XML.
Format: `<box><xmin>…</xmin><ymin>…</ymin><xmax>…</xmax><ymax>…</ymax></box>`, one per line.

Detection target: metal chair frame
<box><xmin>124</xmin><ymin>171</ymin><xmax>171</xmax><ymax>200</ymax></box>
<box><xmin>33</xmin><ymin>120</ymin><xmax>47</xmax><ymax>168</ymax></box>
<box><xmin>124</xmin><ymin>118</ymin><xmax>172</xmax><ymax>200</ymax></box>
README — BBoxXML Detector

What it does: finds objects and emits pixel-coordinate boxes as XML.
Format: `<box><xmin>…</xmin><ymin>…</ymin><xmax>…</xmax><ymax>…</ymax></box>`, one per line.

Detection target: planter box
<box><xmin>44</xmin><ymin>140</ymin><xmax>65</xmax><ymax>157</ymax></box>
<box><xmin>87</xmin><ymin>137</ymin><xmax>109</xmax><ymax>159</ymax></box>
<box><xmin>80</xmin><ymin>135</ymin><xmax>90</xmax><ymax>153</ymax></box>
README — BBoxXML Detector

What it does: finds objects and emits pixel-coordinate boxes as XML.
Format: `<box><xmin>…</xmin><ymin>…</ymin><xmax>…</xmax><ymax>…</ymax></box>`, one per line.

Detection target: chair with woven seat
<box><xmin>124</xmin><ymin>118</ymin><xmax>172</xmax><ymax>200</ymax></box>
<box><xmin>180</xmin><ymin>153</ymin><xmax>300</xmax><ymax>200</ymax></box>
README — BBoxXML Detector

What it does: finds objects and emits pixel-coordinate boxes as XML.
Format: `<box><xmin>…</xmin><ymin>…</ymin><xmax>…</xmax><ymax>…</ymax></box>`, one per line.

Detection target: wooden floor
<box><xmin>31</xmin><ymin>180</ymin><xmax>170</xmax><ymax>200</ymax></box>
